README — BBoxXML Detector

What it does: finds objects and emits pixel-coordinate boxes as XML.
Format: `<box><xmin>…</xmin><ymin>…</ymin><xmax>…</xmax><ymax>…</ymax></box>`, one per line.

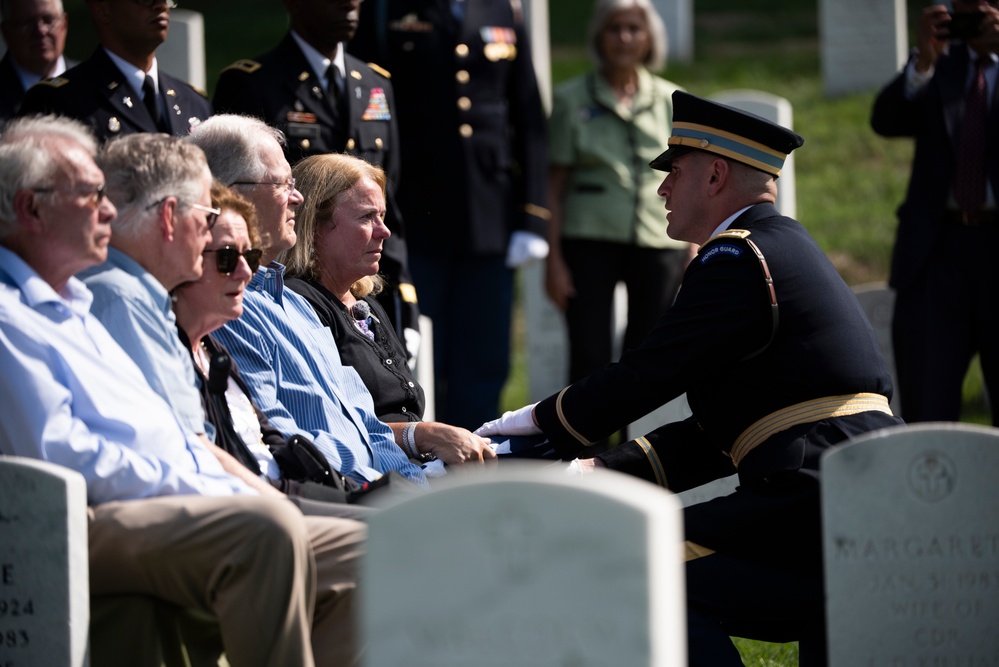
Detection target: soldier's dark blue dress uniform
<box><xmin>532</xmin><ymin>92</ymin><xmax>904</xmax><ymax>666</ymax></box>
<box><xmin>212</xmin><ymin>35</ymin><xmax>419</xmax><ymax>341</ymax></box>
<box><xmin>351</xmin><ymin>0</ymin><xmax>549</xmax><ymax>429</ymax></box>
<box><xmin>17</xmin><ymin>47</ymin><xmax>211</xmax><ymax>141</ymax></box>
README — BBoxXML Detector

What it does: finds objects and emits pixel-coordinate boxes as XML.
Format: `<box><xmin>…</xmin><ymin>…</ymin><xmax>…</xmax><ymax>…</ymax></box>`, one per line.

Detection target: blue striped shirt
<box><xmin>215</xmin><ymin>263</ymin><xmax>427</xmax><ymax>486</ymax></box>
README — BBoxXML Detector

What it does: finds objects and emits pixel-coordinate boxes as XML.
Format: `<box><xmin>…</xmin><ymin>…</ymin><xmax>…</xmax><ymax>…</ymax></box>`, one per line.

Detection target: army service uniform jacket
<box><xmin>17</xmin><ymin>47</ymin><xmax>211</xmax><ymax>141</ymax></box>
<box><xmin>535</xmin><ymin>203</ymin><xmax>903</xmax><ymax>574</ymax></box>
<box><xmin>351</xmin><ymin>0</ymin><xmax>548</xmax><ymax>255</ymax></box>
<box><xmin>212</xmin><ymin>35</ymin><xmax>418</xmax><ymax>340</ymax></box>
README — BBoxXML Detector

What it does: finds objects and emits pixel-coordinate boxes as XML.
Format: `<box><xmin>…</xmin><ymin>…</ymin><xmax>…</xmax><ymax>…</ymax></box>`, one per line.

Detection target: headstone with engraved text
<box><xmin>0</xmin><ymin>457</ymin><xmax>89</xmax><ymax>667</ymax></box>
<box><xmin>362</xmin><ymin>465</ymin><xmax>686</xmax><ymax>666</ymax></box>
<box><xmin>822</xmin><ymin>424</ymin><xmax>999</xmax><ymax>666</ymax></box>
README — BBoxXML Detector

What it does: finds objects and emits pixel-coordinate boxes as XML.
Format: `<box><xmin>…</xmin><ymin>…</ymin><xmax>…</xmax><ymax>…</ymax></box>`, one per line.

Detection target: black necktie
<box><xmin>955</xmin><ymin>56</ymin><xmax>990</xmax><ymax>213</ymax></box>
<box><xmin>325</xmin><ymin>62</ymin><xmax>348</xmax><ymax>121</ymax></box>
<box><xmin>142</xmin><ymin>74</ymin><xmax>167</xmax><ymax>132</ymax></box>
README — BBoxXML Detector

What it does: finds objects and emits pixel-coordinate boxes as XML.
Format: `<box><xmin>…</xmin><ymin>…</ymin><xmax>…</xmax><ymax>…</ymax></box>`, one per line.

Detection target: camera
<box><xmin>944</xmin><ymin>11</ymin><xmax>985</xmax><ymax>40</ymax></box>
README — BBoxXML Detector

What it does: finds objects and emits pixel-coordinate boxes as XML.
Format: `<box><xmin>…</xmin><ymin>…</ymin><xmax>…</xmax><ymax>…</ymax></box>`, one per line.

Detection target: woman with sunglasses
<box><xmin>173</xmin><ymin>183</ymin><xmax>366</xmax><ymax>504</ymax></box>
<box><xmin>282</xmin><ymin>154</ymin><xmax>496</xmax><ymax>468</ymax></box>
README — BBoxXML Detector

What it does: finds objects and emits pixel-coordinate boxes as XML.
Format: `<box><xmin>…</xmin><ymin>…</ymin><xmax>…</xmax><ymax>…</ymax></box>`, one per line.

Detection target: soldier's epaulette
<box><xmin>192</xmin><ymin>85</ymin><xmax>209</xmax><ymax>98</ymax></box>
<box><xmin>36</xmin><ymin>76</ymin><xmax>69</xmax><ymax>88</ymax></box>
<box><xmin>367</xmin><ymin>62</ymin><xmax>391</xmax><ymax>79</ymax></box>
<box><xmin>710</xmin><ymin>229</ymin><xmax>751</xmax><ymax>241</ymax></box>
<box><xmin>221</xmin><ymin>59</ymin><xmax>262</xmax><ymax>75</ymax></box>
<box><xmin>698</xmin><ymin>229</ymin><xmax>751</xmax><ymax>264</ymax></box>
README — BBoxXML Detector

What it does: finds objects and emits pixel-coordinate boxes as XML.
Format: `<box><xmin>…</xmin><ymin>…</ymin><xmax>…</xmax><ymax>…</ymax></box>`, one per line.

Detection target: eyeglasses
<box><xmin>131</xmin><ymin>0</ymin><xmax>178</xmax><ymax>8</ymax></box>
<box><xmin>10</xmin><ymin>13</ymin><xmax>66</xmax><ymax>33</ymax></box>
<box><xmin>203</xmin><ymin>246</ymin><xmax>263</xmax><ymax>275</ymax></box>
<box><xmin>188</xmin><ymin>202</ymin><xmax>221</xmax><ymax>230</ymax></box>
<box><xmin>146</xmin><ymin>198</ymin><xmax>219</xmax><ymax>229</ymax></box>
<box><xmin>33</xmin><ymin>184</ymin><xmax>107</xmax><ymax>207</ymax></box>
<box><xmin>231</xmin><ymin>177</ymin><xmax>297</xmax><ymax>195</ymax></box>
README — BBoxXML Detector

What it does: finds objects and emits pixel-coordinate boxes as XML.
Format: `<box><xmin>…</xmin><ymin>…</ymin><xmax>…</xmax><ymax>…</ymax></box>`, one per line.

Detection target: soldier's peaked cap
<box><xmin>650</xmin><ymin>91</ymin><xmax>804</xmax><ymax>177</ymax></box>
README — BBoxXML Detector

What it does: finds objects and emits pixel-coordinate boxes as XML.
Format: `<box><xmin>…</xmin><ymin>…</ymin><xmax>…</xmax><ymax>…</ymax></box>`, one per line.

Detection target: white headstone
<box><xmin>414</xmin><ymin>314</ymin><xmax>436</xmax><ymax>422</ymax></box>
<box><xmin>524</xmin><ymin>0</ymin><xmax>553</xmax><ymax>112</ymax></box>
<box><xmin>819</xmin><ymin>0</ymin><xmax>907</xmax><ymax>97</ymax></box>
<box><xmin>653</xmin><ymin>0</ymin><xmax>694</xmax><ymax>64</ymax></box>
<box><xmin>0</xmin><ymin>457</ymin><xmax>89</xmax><ymax>667</ymax></box>
<box><xmin>852</xmin><ymin>282</ymin><xmax>901</xmax><ymax>415</ymax></box>
<box><xmin>156</xmin><ymin>9</ymin><xmax>206</xmax><ymax>92</ymax></box>
<box><xmin>822</xmin><ymin>423</ymin><xmax>999</xmax><ymax>667</ymax></box>
<box><xmin>711</xmin><ymin>90</ymin><xmax>797</xmax><ymax>219</ymax></box>
<box><xmin>362</xmin><ymin>465</ymin><xmax>686</xmax><ymax>667</ymax></box>
<box><xmin>523</xmin><ymin>261</ymin><xmax>569</xmax><ymax>403</ymax></box>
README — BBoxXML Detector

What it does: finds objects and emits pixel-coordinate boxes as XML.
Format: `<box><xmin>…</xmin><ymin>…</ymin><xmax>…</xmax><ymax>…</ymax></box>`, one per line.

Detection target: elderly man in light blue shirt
<box><xmin>79</xmin><ymin>133</ymin><xmax>217</xmax><ymax>442</ymax></box>
<box><xmin>0</xmin><ymin>115</ymin><xmax>364</xmax><ymax>666</ymax></box>
<box><xmin>188</xmin><ymin>114</ymin><xmax>427</xmax><ymax>487</ymax></box>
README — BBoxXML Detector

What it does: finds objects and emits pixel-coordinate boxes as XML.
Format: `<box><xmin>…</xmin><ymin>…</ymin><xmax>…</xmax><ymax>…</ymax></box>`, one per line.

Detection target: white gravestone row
<box><xmin>819</xmin><ymin>0</ymin><xmax>908</xmax><ymax>97</ymax></box>
<box><xmin>362</xmin><ymin>465</ymin><xmax>686</xmax><ymax>667</ymax></box>
<box><xmin>822</xmin><ymin>423</ymin><xmax>999</xmax><ymax>667</ymax></box>
<box><xmin>0</xmin><ymin>457</ymin><xmax>89</xmax><ymax>667</ymax></box>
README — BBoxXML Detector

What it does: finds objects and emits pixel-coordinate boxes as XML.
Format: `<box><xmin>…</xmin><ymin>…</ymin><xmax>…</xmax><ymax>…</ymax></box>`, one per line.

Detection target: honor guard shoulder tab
<box><xmin>367</xmin><ymin>63</ymin><xmax>391</xmax><ymax>79</ymax></box>
<box><xmin>36</xmin><ymin>76</ymin><xmax>69</xmax><ymax>88</ymax></box>
<box><xmin>221</xmin><ymin>59</ymin><xmax>262</xmax><ymax>75</ymax></box>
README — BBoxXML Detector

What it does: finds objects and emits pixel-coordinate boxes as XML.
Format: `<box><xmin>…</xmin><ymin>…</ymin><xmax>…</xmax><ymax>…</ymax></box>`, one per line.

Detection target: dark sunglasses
<box><xmin>203</xmin><ymin>246</ymin><xmax>263</xmax><ymax>274</ymax></box>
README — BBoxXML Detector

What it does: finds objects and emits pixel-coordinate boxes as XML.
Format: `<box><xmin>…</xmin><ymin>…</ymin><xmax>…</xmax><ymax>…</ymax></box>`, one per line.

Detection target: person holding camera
<box><xmin>871</xmin><ymin>0</ymin><xmax>999</xmax><ymax>424</ymax></box>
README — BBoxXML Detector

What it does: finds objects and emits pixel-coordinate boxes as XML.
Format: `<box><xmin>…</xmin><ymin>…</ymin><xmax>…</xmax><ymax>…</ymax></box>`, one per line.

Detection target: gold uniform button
<box><xmin>375</xmin><ymin>137</ymin><xmax>383</xmax><ymax>149</ymax></box>
<box><xmin>455</xmin><ymin>44</ymin><xmax>469</xmax><ymax>57</ymax></box>
<box><xmin>346</xmin><ymin>138</ymin><xmax>356</xmax><ymax>150</ymax></box>
<box><xmin>458</xmin><ymin>96</ymin><xmax>472</xmax><ymax>111</ymax></box>
<box><xmin>459</xmin><ymin>123</ymin><xmax>473</xmax><ymax>138</ymax></box>
<box><xmin>456</xmin><ymin>70</ymin><xmax>470</xmax><ymax>84</ymax></box>
<box><xmin>301</xmin><ymin>139</ymin><xmax>311</xmax><ymax>149</ymax></box>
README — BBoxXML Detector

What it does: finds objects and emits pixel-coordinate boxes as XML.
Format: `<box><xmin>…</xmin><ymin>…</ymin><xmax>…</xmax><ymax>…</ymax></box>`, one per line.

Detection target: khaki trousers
<box><xmin>88</xmin><ymin>495</ymin><xmax>364</xmax><ymax>667</ymax></box>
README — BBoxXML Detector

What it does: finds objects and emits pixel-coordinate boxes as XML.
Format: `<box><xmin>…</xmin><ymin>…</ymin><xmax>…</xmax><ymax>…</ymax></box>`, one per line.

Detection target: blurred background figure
<box><xmin>547</xmin><ymin>0</ymin><xmax>689</xmax><ymax>387</ymax></box>
<box><xmin>351</xmin><ymin>0</ymin><xmax>550</xmax><ymax>431</ymax></box>
<box><xmin>282</xmin><ymin>153</ymin><xmax>496</xmax><ymax>467</ymax></box>
<box><xmin>17</xmin><ymin>0</ymin><xmax>211</xmax><ymax>140</ymax></box>
<box><xmin>871</xmin><ymin>0</ymin><xmax>999</xmax><ymax>424</ymax></box>
<box><xmin>0</xmin><ymin>0</ymin><xmax>72</xmax><ymax>128</ymax></box>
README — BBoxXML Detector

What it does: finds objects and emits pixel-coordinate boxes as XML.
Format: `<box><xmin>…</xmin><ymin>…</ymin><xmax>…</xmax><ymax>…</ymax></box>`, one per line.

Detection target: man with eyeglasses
<box><xmin>77</xmin><ymin>133</ymin><xmax>223</xmax><ymax>449</ymax></box>
<box><xmin>0</xmin><ymin>0</ymin><xmax>75</xmax><ymax>128</ymax></box>
<box><xmin>212</xmin><ymin>0</ymin><xmax>422</xmax><ymax>362</ymax></box>
<box><xmin>872</xmin><ymin>0</ymin><xmax>999</xmax><ymax>424</ymax></box>
<box><xmin>16</xmin><ymin>0</ymin><xmax>210</xmax><ymax>140</ymax></box>
<box><xmin>0</xmin><ymin>115</ymin><xmax>365</xmax><ymax>667</ymax></box>
<box><xmin>188</xmin><ymin>114</ymin><xmax>429</xmax><ymax>489</ymax></box>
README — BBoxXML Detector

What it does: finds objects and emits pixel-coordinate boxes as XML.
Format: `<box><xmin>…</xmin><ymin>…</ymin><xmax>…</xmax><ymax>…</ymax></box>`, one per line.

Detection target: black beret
<box><xmin>650</xmin><ymin>91</ymin><xmax>804</xmax><ymax>176</ymax></box>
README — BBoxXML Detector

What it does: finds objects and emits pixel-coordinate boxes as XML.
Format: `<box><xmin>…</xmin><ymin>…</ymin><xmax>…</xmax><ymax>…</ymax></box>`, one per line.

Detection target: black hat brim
<box><xmin>649</xmin><ymin>145</ymin><xmax>696</xmax><ymax>172</ymax></box>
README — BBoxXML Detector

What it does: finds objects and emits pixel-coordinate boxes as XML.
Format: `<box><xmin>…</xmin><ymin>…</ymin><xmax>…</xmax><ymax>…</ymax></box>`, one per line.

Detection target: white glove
<box><xmin>404</xmin><ymin>327</ymin><xmax>421</xmax><ymax>370</ymax></box>
<box><xmin>474</xmin><ymin>403</ymin><xmax>541</xmax><ymax>437</ymax></box>
<box><xmin>505</xmin><ymin>231</ymin><xmax>549</xmax><ymax>268</ymax></box>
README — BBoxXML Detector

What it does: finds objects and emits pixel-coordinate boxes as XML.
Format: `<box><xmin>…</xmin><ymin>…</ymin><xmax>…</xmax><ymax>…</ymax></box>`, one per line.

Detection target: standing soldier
<box><xmin>213</xmin><ymin>0</ymin><xmax>420</xmax><ymax>355</ymax></box>
<box><xmin>352</xmin><ymin>0</ymin><xmax>550</xmax><ymax>430</ymax></box>
<box><xmin>17</xmin><ymin>0</ymin><xmax>211</xmax><ymax>141</ymax></box>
